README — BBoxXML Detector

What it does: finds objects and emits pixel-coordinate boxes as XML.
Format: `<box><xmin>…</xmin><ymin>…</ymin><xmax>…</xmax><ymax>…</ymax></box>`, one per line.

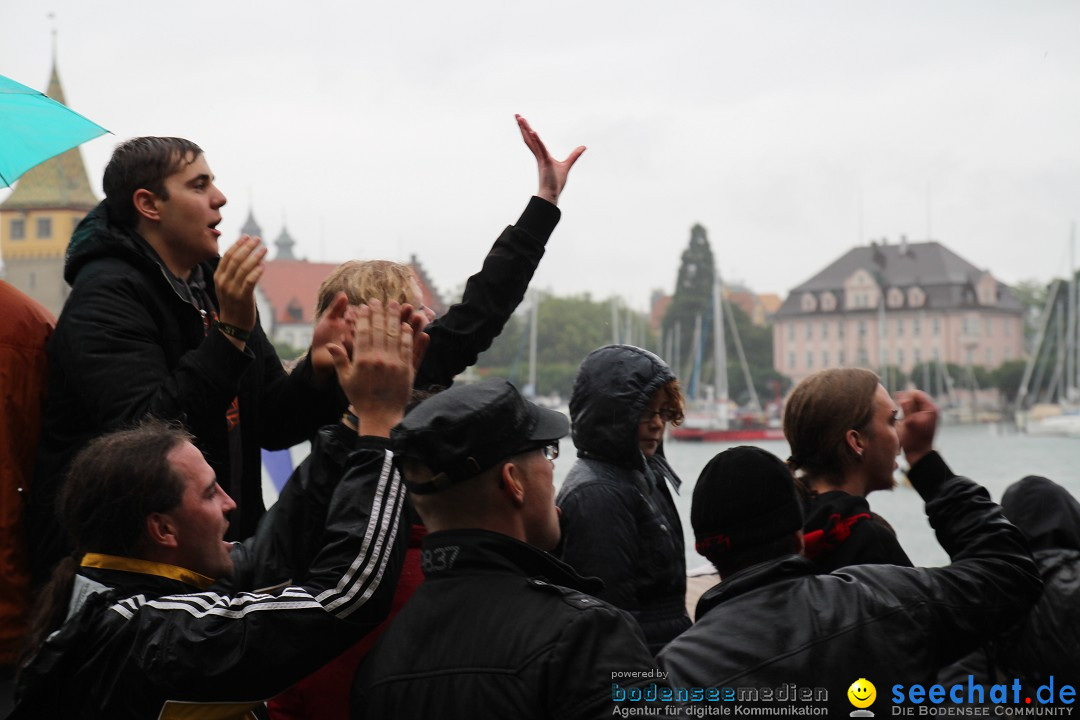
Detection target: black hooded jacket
<box><xmin>556</xmin><ymin>344</ymin><xmax>691</xmax><ymax>653</ymax></box>
<box><xmin>995</xmin><ymin>475</ymin><xmax>1080</xmax><ymax>689</ymax></box>
<box><xmin>31</xmin><ymin>203</ymin><xmax>341</xmax><ymax>582</ymax></box>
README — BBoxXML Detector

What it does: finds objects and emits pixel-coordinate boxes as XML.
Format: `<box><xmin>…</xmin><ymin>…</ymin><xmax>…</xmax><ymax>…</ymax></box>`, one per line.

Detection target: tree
<box><xmin>661</xmin><ymin>224</ymin><xmax>716</xmax><ymax>377</ymax></box>
<box><xmin>991</xmin><ymin>359</ymin><xmax>1027</xmax><ymax>403</ymax></box>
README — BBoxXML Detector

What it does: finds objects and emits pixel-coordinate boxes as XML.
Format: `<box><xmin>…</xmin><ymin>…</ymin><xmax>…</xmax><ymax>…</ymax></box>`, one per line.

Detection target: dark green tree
<box><xmin>661</xmin><ymin>224</ymin><xmax>716</xmax><ymax>378</ymax></box>
<box><xmin>991</xmin><ymin>359</ymin><xmax>1027</xmax><ymax>403</ymax></box>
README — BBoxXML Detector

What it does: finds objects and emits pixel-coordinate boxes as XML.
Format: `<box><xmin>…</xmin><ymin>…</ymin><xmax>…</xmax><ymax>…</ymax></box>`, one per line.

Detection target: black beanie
<box><xmin>691</xmin><ymin>446</ymin><xmax>803</xmax><ymax>557</ymax></box>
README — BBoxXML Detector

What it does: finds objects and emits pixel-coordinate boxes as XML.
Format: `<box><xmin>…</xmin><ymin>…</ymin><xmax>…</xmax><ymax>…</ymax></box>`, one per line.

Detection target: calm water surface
<box><xmin>552</xmin><ymin>424</ymin><xmax>1080</xmax><ymax>568</ymax></box>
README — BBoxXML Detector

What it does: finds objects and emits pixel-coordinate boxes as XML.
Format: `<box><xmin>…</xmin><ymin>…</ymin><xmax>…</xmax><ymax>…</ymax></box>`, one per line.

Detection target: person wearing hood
<box><xmin>995</xmin><ymin>475</ymin><xmax>1080</xmax><ymax>691</ymax></box>
<box><xmin>556</xmin><ymin>344</ymin><xmax>692</xmax><ymax>653</ymax></box>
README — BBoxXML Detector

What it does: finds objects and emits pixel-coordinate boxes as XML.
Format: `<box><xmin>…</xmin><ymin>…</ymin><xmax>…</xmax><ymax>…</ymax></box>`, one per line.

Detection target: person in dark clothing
<box><xmin>353</xmin><ymin>378</ymin><xmax>661</xmax><ymax>719</ymax></box>
<box><xmin>270</xmin><ymin>114</ymin><xmax>587</xmax><ymax>720</ymax></box>
<box><xmin>657</xmin><ymin>390</ymin><xmax>1042</xmax><ymax>718</ymax></box>
<box><xmin>556</xmin><ymin>344</ymin><xmax>691</xmax><ymax>653</ymax></box>
<box><xmin>783</xmin><ymin>367</ymin><xmax>913</xmax><ymax>571</ymax></box>
<box><xmin>29</xmin><ymin>137</ymin><xmax>346</xmax><ymax>585</ymax></box>
<box><xmin>10</xmin><ymin>300</ymin><xmax>415</xmax><ymax>719</ymax></box>
<box><xmin>990</xmin><ymin>475</ymin><xmax>1078</xmax><ymax>693</ymax></box>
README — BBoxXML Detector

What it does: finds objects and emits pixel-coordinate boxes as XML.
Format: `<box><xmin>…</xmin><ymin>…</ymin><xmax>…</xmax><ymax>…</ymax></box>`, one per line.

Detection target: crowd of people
<box><xmin>0</xmin><ymin>116</ymin><xmax>1075</xmax><ymax>719</ymax></box>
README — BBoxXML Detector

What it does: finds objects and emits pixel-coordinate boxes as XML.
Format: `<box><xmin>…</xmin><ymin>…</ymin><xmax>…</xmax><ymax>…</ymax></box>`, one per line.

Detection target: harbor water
<box><xmin>552</xmin><ymin>424</ymin><xmax>1080</xmax><ymax>568</ymax></box>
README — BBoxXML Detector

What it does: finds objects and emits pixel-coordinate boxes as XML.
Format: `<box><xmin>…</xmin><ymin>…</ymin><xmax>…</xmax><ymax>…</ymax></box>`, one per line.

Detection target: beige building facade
<box><xmin>773</xmin><ymin>241</ymin><xmax>1025</xmax><ymax>387</ymax></box>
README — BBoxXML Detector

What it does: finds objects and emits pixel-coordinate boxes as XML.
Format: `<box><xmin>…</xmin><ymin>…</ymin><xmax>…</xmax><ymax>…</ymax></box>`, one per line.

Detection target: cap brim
<box><xmin>527</xmin><ymin>406</ymin><xmax>570</xmax><ymax>443</ymax></box>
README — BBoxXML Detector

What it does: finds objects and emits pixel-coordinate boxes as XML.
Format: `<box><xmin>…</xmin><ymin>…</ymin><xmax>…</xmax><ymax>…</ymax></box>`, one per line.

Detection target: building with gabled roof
<box><xmin>0</xmin><ymin>62</ymin><xmax>99</xmax><ymax>316</ymax></box>
<box><xmin>773</xmin><ymin>238</ymin><xmax>1025</xmax><ymax>387</ymax></box>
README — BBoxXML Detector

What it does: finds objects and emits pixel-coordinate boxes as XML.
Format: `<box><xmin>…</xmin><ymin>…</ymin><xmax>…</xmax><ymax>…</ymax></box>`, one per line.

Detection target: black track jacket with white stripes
<box><xmin>11</xmin><ymin>432</ymin><xmax>406</xmax><ymax>719</ymax></box>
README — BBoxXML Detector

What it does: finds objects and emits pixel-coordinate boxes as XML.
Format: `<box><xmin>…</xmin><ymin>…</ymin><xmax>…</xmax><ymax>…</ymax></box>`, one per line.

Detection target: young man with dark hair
<box><xmin>30</xmin><ymin>136</ymin><xmax>349</xmax><ymax>584</ymax></box>
<box><xmin>657</xmin><ymin>391</ymin><xmax>1043</xmax><ymax>717</ymax></box>
<box><xmin>11</xmin><ymin>300</ymin><xmax>413</xmax><ymax>718</ymax></box>
<box><xmin>353</xmin><ymin>378</ymin><xmax>661</xmax><ymax>719</ymax></box>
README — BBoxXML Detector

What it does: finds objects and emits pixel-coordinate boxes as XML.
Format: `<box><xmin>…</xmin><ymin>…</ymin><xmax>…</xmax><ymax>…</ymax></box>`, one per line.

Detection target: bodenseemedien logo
<box><xmin>849</xmin><ymin>678</ymin><xmax>877</xmax><ymax>717</ymax></box>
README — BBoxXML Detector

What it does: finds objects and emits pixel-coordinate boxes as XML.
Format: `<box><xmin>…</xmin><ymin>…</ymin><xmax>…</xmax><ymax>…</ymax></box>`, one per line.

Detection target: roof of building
<box><xmin>240</xmin><ymin>208</ymin><xmax>263</xmax><ymax>239</ymax></box>
<box><xmin>0</xmin><ymin>63</ymin><xmax>99</xmax><ymax>212</ymax></box>
<box><xmin>258</xmin><ymin>254</ymin><xmax>447</xmax><ymax>328</ymax></box>
<box><xmin>776</xmin><ymin>240</ymin><xmax>1023</xmax><ymax>316</ymax></box>
<box><xmin>274</xmin><ymin>225</ymin><xmax>297</xmax><ymax>260</ymax></box>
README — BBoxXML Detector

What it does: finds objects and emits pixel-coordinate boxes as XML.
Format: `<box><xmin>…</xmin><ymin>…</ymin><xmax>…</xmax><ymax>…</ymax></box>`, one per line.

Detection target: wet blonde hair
<box><xmin>315</xmin><ymin>260</ymin><xmax>418</xmax><ymax>319</ymax></box>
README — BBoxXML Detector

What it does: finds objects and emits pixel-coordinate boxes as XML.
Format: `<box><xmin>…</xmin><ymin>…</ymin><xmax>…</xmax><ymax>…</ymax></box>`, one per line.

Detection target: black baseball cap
<box><xmin>391</xmin><ymin>378</ymin><xmax>569</xmax><ymax>494</ymax></box>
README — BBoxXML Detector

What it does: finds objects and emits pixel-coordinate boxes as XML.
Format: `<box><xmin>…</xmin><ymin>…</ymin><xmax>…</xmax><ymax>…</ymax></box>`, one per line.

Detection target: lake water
<box><xmin>551</xmin><ymin>424</ymin><xmax>1080</xmax><ymax>568</ymax></box>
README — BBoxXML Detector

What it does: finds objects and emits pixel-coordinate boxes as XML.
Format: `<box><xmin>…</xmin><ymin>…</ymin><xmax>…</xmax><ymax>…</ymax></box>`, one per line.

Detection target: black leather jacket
<box><xmin>557</xmin><ymin>345</ymin><xmax>690</xmax><ymax>653</ymax></box>
<box><xmin>353</xmin><ymin>529</ymin><xmax>661</xmax><ymax>719</ymax></box>
<box><xmin>11</xmin><ymin>430</ymin><xmax>406</xmax><ymax>719</ymax></box>
<box><xmin>657</xmin><ymin>452</ymin><xmax>1042</xmax><ymax>717</ymax></box>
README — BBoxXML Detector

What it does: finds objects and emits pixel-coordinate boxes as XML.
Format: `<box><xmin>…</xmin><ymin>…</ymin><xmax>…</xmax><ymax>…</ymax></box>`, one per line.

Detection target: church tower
<box><xmin>0</xmin><ymin>61</ymin><xmax>99</xmax><ymax>316</ymax></box>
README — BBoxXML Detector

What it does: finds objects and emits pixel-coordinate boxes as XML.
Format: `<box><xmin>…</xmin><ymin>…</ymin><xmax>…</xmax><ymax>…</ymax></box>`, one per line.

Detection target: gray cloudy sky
<box><xmin>3</xmin><ymin>0</ymin><xmax>1078</xmax><ymax>311</ymax></box>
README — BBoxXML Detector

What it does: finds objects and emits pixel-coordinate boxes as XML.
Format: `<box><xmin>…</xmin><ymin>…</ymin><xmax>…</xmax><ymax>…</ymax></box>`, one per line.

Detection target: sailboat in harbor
<box><xmin>669</xmin><ymin>271</ymin><xmax>785</xmax><ymax>442</ymax></box>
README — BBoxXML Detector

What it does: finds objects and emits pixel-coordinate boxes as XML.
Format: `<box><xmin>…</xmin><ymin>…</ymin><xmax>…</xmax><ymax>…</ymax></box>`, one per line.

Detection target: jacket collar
<box><xmin>81</xmin><ymin>552</ymin><xmax>216</xmax><ymax>590</ymax></box>
<box><xmin>695</xmin><ymin>554</ymin><xmax>814</xmax><ymax>619</ymax></box>
<box><xmin>421</xmin><ymin>528</ymin><xmax>603</xmax><ymax>595</ymax></box>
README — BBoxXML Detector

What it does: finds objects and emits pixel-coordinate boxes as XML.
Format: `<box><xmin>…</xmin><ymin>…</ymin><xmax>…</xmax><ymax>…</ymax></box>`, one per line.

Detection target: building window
<box><xmin>788</xmin><ymin>352</ymin><xmax>795</xmax><ymax>369</ymax></box>
<box><xmin>896</xmin><ymin>318</ymin><xmax>904</xmax><ymax>337</ymax></box>
<box><xmin>807</xmin><ymin>352</ymin><xmax>813</xmax><ymax>369</ymax></box>
<box><xmin>914</xmin><ymin>349</ymin><xmax>921</xmax><ymax>365</ymax></box>
<box><xmin>858</xmin><ymin>321</ymin><xmax>867</xmax><ymax>337</ymax></box>
<box><xmin>10</xmin><ymin>219</ymin><xmax>25</xmax><ymax>239</ymax></box>
<box><xmin>788</xmin><ymin>324</ymin><xmax>794</xmax><ymax>341</ymax></box>
<box><xmin>913</xmin><ymin>316</ymin><xmax>921</xmax><ymax>336</ymax></box>
<box><xmin>805</xmin><ymin>323</ymin><xmax>813</xmax><ymax>340</ymax></box>
<box><xmin>986</xmin><ymin>347</ymin><xmax>993</xmax><ymax>365</ymax></box>
<box><xmin>838</xmin><ymin>321</ymin><xmax>844</xmax><ymax>339</ymax></box>
<box><xmin>822</xmin><ymin>322</ymin><xmax>828</xmax><ymax>339</ymax></box>
<box><xmin>897</xmin><ymin>349</ymin><xmax>904</xmax><ymax>367</ymax></box>
<box><xmin>822</xmin><ymin>351</ymin><xmax>829</xmax><ymax>367</ymax></box>
<box><xmin>838</xmin><ymin>350</ymin><xmax>845</xmax><ymax>365</ymax></box>
<box><xmin>858</xmin><ymin>349</ymin><xmax>869</xmax><ymax>366</ymax></box>
<box><xmin>36</xmin><ymin>217</ymin><xmax>52</xmax><ymax>239</ymax></box>
<box><xmin>985</xmin><ymin>318</ymin><xmax>992</xmax><ymax>337</ymax></box>
<box><xmin>933</xmin><ymin>317</ymin><xmax>940</xmax><ymax>336</ymax></box>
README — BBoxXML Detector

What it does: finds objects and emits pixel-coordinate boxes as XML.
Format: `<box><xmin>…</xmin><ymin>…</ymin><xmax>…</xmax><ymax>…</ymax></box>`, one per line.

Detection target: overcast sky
<box><xmin>3</xmin><ymin>1</ymin><xmax>1078</xmax><ymax>311</ymax></box>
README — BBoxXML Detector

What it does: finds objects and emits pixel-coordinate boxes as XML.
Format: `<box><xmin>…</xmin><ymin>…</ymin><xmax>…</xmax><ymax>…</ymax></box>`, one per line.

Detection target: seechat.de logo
<box><xmin>848</xmin><ymin>678</ymin><xmax>877</xmax><ymax>717</ymax></box>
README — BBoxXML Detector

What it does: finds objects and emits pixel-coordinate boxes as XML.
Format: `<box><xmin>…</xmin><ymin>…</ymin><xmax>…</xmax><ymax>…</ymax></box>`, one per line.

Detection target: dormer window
<box><xmin>887</xmin><ymin>287</ymin><xmax>904</xmax><ymax>309</ymax></box>
<box><xmin>801</xmin><ymin>292</ymin><xmax>818</xmax><ymax>312</ymax></box>
<box><xmin>820</xmin><ymin>292</ymin><xmax>836</xmax><ymax>312</ymax></box>
<box><xmin>907</xmin><ymin>286</ymin><xmax>925</xmax><ymax>308</ymax></box>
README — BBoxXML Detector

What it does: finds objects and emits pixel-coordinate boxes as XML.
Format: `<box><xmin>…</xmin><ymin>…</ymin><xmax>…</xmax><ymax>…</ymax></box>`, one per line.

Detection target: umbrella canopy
<box><xmin>0</xmin><ymin>73</ymin><xmax>108</xmax><ymax>188</ymax></box>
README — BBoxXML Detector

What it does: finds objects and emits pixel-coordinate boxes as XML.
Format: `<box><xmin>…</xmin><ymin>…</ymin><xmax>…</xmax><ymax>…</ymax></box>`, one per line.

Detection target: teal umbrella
<box><xmin>0</xmin><ymin>73</ymin><xmax>108</xmax><ymax>188</ymax></box>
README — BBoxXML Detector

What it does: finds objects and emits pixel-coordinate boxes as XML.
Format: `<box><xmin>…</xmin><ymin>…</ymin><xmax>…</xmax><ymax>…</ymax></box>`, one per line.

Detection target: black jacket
<box><xmin>30</xmin><ymin>202</ymin><xmax>341</xmax><ymax>579</ymax></box>
<box><xmin>556</xmin><ymin>345</ymin><xmax>691</xmax><ymax>653</ymax></box>
<box><xmin>353</xmin><ymin>529</ymin><xmax>661</xmax><ymax>719</ymax></box>
<box><xmin>11</xmin><ymin>430</ymin><xmax>406</xmax><ymax>719</ymax></box>
<box><xmin>656</xmin><ymin>452</ymin><xmax>1042</xmax><ymax>717</ymax></box>
<box><xmin>801</xmin><ymin>490</ymin><xmax>913</xmax><ymax>572</ymax></box>
<box><xmin>994</xmin><ymin>475</ymin><xmax>1080</xmax><ymax>691</ymax></box>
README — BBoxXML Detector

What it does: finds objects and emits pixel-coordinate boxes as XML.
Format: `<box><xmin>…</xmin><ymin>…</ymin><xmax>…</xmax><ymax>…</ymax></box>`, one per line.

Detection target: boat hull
<box><xmin>669</xmin><ymin>427</ymin><xmax>786</xmax><ymax>442</ymax></box>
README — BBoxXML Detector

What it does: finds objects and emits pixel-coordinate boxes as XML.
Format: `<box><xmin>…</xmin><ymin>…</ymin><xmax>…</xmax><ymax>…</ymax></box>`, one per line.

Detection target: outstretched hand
<box><xmin>897</xmin><ymin>390</ymin><xmax>938</xmax><ymax>467</ymax></box>
<box><xmin>310</xmin><ymin>292</ymin><xmax>352</xmax><ymax>384</ymax></box>
<box><xmin>326</xmin><ymin>299</ymin><xmax>415</xmax><ymax>438</ymax></box>
<box><xmin>517</xmin><ymin>114</ymin><xmax>586</xmax><ymax>206</ymax></box>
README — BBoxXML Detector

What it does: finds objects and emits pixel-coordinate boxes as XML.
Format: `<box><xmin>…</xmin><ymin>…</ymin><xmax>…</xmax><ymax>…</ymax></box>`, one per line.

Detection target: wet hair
<box><xmin>315</xmin><ymin>260</ymin><xmax>418</xmax><ymax>319</ymax></box>
<box><xmin>783</xmin><ymin>368</ymin><xmax>880</xmax><ymax>487</ymax></box>
<box><xmin>103</xmin><ymin>137</ymin><xmax>203</xmax><ymax>229</ymax></box>
<box><xmin>21</xmin><ymin>420</ymin><xmax>192</xmax><ymax>669</ymax></box>
<box><xmin>654</xmin><ymin>379</ymin><xmax>686</xmax><ymax>427</ymax></box>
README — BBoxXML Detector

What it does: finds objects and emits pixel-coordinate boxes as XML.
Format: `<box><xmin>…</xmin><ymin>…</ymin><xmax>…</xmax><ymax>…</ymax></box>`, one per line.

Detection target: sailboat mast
<box><xmin>713</xmin><ymin>271</ymin><xmax>728</xmax><ymax>428</ymax></box>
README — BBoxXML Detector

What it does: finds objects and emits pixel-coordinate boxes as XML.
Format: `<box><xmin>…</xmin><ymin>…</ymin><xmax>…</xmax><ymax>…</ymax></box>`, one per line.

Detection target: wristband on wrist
<box><xmin>216</xmin><ymin>321</ymin><xmax>251</xmax><ymax>342</ymax></box>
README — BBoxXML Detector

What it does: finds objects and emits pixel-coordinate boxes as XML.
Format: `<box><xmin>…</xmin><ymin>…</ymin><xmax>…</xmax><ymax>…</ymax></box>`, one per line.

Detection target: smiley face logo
<box><xmin>847</xmin><ymin>678</ymin><xmax>876</xmax><ymax>709</ymax></box>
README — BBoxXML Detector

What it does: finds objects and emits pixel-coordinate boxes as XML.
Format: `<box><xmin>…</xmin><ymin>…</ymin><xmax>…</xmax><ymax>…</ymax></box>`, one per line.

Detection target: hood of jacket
<box><xmin>64</xmin><ymin>202</ymin><xmax>162</xmax><ymax>285</ymax></box>
<box><xmin>1001</xmin><ymin>475</ymin><xmax>1080</xmax><ymax>552</ymax></box>
<box><xmin>569</xmin><ymin>344</ymin><xmax>675</xmax><ymax>471</ymax></box>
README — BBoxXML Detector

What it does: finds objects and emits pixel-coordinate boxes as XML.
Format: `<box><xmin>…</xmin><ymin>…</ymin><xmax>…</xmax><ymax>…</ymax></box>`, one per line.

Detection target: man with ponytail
<box><xmin>10</xmin><ymin>300</ymin><xmax>413</xmax><ymax>719</ymax></box>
